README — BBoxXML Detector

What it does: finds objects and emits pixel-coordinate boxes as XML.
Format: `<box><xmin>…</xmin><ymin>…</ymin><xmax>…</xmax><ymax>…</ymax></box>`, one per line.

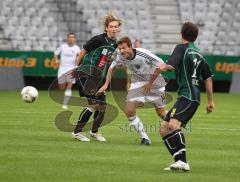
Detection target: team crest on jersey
<box><xmin>171</xmin><ymin>108</ymin><xmax>176</xmax><ymax>117</ymax></box>
<box><xmin>135</xmin><ymin>64</ymin><xmax>141</xmax><ymax>69</ymax></box>
<box><xmin>102</xmin><ymin>48</ymin><xmax>108</xmax><ymax>55</ymax></box>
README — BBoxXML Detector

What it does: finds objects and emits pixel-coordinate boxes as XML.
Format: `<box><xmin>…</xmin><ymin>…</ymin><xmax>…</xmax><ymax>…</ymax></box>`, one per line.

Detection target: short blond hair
<box><xmin>102</xmin><ymin>11</ymin><xmax>122</xmax><ymax>33</ymax></box>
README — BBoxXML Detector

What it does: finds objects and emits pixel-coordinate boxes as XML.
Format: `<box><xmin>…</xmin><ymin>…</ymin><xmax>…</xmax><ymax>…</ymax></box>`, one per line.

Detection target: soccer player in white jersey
<box><xmin>54</xmin><ymin>32</ymin><xmax>80</xmax><ymax>109</ymax></box>
<box><xmin>96</xmin><ymin>36</ymin><xmax>167</xmax><ymax>145</ymax></box>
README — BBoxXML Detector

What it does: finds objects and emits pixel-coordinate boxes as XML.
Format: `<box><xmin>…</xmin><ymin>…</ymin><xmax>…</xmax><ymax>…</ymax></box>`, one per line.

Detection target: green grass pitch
<box><xmin>0</xmin><ymin>91</ymin><xmax>240</xmax><ymax>182</ymax></box>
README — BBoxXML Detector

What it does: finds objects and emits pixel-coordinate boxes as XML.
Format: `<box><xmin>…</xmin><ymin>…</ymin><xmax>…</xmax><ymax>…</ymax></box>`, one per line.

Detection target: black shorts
<box><xmin>76</xmin><ymin>77</ymin><xmax>106</xmax><ymax>105</ymax></box>
<box><xmin>165</xmin><ymin>97</ymin><xmax>199</xmax><ymax>127</ymax></box>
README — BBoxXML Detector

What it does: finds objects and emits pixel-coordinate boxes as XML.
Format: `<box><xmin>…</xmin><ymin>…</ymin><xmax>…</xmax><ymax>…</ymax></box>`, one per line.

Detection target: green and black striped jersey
<box><xmin>78</xmin><ymin>33</ymin><xmax>117</xmax><ymax>78</ymax></box>
<box><xmin>167</xmin><ymin>42</ymin><xmax>213</xmax><ymax>103</ymax></box>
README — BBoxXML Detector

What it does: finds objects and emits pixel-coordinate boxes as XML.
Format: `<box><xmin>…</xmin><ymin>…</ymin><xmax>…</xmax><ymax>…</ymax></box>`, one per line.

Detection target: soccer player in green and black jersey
<box><xmin>144</xmin><ymin>22</ymin><xmax>214</xmax><ymax>171</ymax></box>
<box><xmin>72</xmin><ymin>12</ymin><xmax>122</xmax><ymax>142</ymax></box>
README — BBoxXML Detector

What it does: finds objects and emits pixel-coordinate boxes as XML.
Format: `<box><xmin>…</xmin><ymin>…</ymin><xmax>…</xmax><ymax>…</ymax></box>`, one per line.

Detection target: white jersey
<box><xmin>110</xmin><ymin>48</ymin><xmax>166</xmax><ymax>88</ymax></box>
<box><xmin>55</xmin><ymin>43</ymin><xmax>80</xmax><ymax>75</ymax></box>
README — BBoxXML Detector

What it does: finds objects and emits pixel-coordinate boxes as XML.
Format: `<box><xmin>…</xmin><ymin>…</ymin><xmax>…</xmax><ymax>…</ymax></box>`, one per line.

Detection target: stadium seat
<box><xmin>205</xmin><ymin>22</ymin><xmax>218</xmax><ymax>32</ymax></box>
<box><xmin>25</xmin><ymin>7</ymin><xmax>36</xmax><ymax>17</ymax></box>
<box><xmin>128</xmin><ymin>29</ymin><xmax>141</xmax><ymax>40</ymax></box>
<box><xmin>27</xmin><ymin>27</ymin><xmax>38</xmax><ymax>41</ymax></box>
<box><xmin>227</xmin><ymin>31</ymin><xmax>239</xmax><ymax>45</ymax></box>
<box><xmin>0</xmin><ymin>15</ymin><xmax>6</xmax><ymax>27</ymax></box>
<box><xmin>124</xmin><ymin>11</ymin><xmax>138</xmax><ymax>20</ymax></box>
<box><xmin>76</xmin><ymin>0</ymin><xmax>89</xmax><ymax>11</ymax></box>
<box><xmin>123</xmin><ymin>1</ymin><xmax>136</xmax><ymax>11</ymax></box>
<box><xmin>139</xmin><ymin>20</ymin><xmax>152</xmax><ymax>30</ymax></box>
<box><xmin>48</xmin><ymin>27</ymin><xmax>58</xmax><ymax>39</ymax></box>
<box><xmin>215</xmin><ymin>31</ymin><xmax>227</xmax><ymax>45</ymax></box>
<box><xmin>91</xmin><ymin>28</ymin><xmax>101</xmax><ymax>37</ymax></box>
<box><xmin>138</xmin><ymin>10</ymin><xmax>151</xmax><ymax>21</ymax></box>
<box><xmin>232</xmin><ymin>22</ymin><xmax>240</xmax><ymax>32</ymax></box>
<box><xmin>20</xmin><ymin>17</ymin><xmax>30</xmax><ymax>27</ymax></box>
<box><xmin>38</xmin><ymin>27</ymin><xmax>50</xmax><ymax>41</ymax></box>
<box><xmin>126</xmin><ymin>20</ymin><xmax>138</xmax><ymax>30</ymax></box>
<box><xmin>13</xmin><ymin>26</ymin><xmax>25</xmax><ymax>40</ymax></box>
<box><xmin>209</xmin><ymin>2</ymin><xmax>222</xmax><ymax>14</ymax></box>
<box><xmin>226</xmin><ymin>45</ymin><xmax>238</xmax><ymax>56</ymax></box>
<box><xmin>82</xmin><ymin>9</ymin><xmax>95</xmax><ymax>20</ymax></box>
<box><xmin>7</xmin><ymin>17</ymin><xmax>19</xmax><ymax>27</ymax></box>
<box><xmin>38</xmin><ymin>7</ymin><xmax>49</xmax><ymax>18</ymax></box>
<box><xmin>44</xmin><ymin>17</ymin><xmax>55</xmax><ymax>28</ymax></box>
<box><xmin>213</xmin><ymin>45</ymin><xmax>226</xmax><ymax>55</ymax></box>
<box><xmin>88</xmin><ymin>0</ymin><xmax>99</xmax><ymax>10</ymax></box>
<box><xmin>218</xmin><ymin>21</ymin><xmax>230</xmax><ymax>32</ymax></box>
<box><xmin>87</xmin><ymin>18</ymin><xmax>98</xmax><ymax>30</ymax></box>
<box><xmin>207</xmin><ymin>12</ymin><xmax>220</xmax><ymax>23</ymax></box>
<box><xmin>31</xmin><ymin>17</ymin><xmax>43</xmax><ymax>27</ymax></box>
<box><xmin>0</xmin><ymin>7</ymin><xmax>11</xmax><ymax>17</ymax></box>
<box><xmin>13</xmin><ymin>7</ymin><xmax>24</xmax><ymax>17</ymax></box>
<box><xmin>100</xmin><ymin>0</ymin><xmax>112</xmax><ymax>10</ymax></box>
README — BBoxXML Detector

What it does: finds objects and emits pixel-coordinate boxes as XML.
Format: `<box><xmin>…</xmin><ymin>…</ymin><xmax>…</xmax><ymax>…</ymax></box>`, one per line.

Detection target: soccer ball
<box><xmin>21</xmin><ymin>86</ymin><xmax>38</xmax><ymax>103</ymax></box>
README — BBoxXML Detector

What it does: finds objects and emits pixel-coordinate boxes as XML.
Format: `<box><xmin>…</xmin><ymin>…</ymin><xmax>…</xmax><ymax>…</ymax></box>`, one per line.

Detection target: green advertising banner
<box><xmin>0</xmin><ymin>50</ymin><xmax>58</xmax><ymax>77</ymax></box>
<box><xmin>0</xmin><ymin>50</ymin><xmax>240</xmax><ymax>80</ymax></box>
<box><xmin>157</xmin><ymin>54</ymin><xmax>240</xmax><ymax>80</ymax></box>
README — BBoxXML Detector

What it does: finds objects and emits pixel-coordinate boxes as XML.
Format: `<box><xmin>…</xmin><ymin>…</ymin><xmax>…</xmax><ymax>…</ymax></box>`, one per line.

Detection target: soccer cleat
<box><xmin>72</xmin><ymin>132</ymin><xmax>90</xmax><ymax>142</ymax></box>
<box><xmin>89</xmin><ymin>131</ymin><xmax>106</xmax><ymax>142</ymax></box>
<box><xmin>62</xmin><ymin>105</ymin><xmax>68</xmax><ymax>109</ymax></box>
<box><xmin>164</xmin><ymin>160</ymin><xmax>190</xmax><ymax>172</ymax></box>
<box><xmin>141</xmin><ymin>138</ymin><xmax>151</xmax><ymax>145</ymax></box>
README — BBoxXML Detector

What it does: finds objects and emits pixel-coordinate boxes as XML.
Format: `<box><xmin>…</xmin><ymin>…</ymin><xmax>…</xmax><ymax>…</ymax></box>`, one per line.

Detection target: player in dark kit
<box><xmin>144</xmin><ymin>22</ymin><xmax>214</xmax><ymax>171</ymax></box>
<box><xmin>72</xmin><ymin>12</ymin><xmax>122</xmax><ymax>142</ymax></box>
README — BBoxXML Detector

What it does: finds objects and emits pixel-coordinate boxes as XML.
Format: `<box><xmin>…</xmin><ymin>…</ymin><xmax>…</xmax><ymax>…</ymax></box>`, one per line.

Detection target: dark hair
<box><xmin>181</xmin><ymin>22</ymin><xmax>198</xmax><ymax>42</ymax></box>
<box><xmin>117</xmin><ymin>36</ymin><xmax>132</xmax><ymax>47</ymax></box>
<box><xmin>67</xmin><ymin>32</ymin><xmax>75</xmax><ymax>37</ymax></box>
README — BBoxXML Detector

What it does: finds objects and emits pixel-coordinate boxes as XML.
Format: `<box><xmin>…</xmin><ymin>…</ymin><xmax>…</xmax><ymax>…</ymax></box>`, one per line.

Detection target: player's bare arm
<box><xmin>96</xmin><ymin>67</ymin><xmax>114</xmax><ymax>96</ymax></box>
<box><xmin>54</xmin><ymin>53</ymin><xmax>59</xmax><ymax>64</ymax></box>
<box><xmin>143</xmin><ymin>63</ymin><xmax>174</xmax><ymax>95</ymax></box>
<box><xmin>205</xmin><ymin>77</ymin><xmax>214</xmax><ymax>113</ymax></box>
<box><xmin>76</xmin><ymin>49</ymin><xmax>87</xmax><ymax>66</ymax></box>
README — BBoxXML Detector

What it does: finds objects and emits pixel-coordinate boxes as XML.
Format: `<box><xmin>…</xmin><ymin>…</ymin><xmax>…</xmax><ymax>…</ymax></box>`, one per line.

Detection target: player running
<box><xmin>54</xmin><ymin>32</ymin><xmax>80</xmax><ymax>109</ymax></box>
<box><xmin>144</xmin><ymin>22</ymin><xmax>214</xmax><ymax>171</ymax></box>
<box><xmin>72</xmin><ymin>12</ymin><xmax>122</xmax><ymax>142</ymax></box>
<box><xmin>96</xmin><ymin>36</ymin><xmax>167</xmax><ymax>145</ymax></box>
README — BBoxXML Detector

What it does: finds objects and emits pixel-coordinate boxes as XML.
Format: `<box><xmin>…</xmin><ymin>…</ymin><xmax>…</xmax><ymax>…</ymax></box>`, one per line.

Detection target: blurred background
<box><xmin>0</xmin><ymin>0</ymin><xmax>239</xmax><ymax>92</ymax></box>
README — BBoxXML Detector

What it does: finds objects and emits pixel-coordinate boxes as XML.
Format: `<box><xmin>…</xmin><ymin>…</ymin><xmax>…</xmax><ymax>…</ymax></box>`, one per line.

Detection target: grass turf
<box><xmin>0</xmin><ymin>91</ymin><xmax>240</xmax><ymax>182</ymax></box>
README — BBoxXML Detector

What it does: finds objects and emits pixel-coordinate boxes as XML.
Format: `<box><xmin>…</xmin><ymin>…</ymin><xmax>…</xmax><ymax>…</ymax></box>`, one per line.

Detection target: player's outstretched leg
<box><xmin>90</xmin><ymin>107</ymin><xmax>106</xmax><ymax>142</ymax></box>
<box><xmin>128</xmin><ymin>115</ymin><xmax>151</xmax><ymax>145</ymax></box>
<box><xmin>72</xmin><ymin>107</ymin><xmax>94</xmax><ymax>142</ymax></box>
<box><xmin>62</xmin><ymin>88</ymin><xmax>71</xmax><ymax>109</ymax></box>
<box><xmin>160</xmin><ymin>120</ymin><xmax>190</xmax><ymax>172</ymax></box>
<box><xmin>125</xmin><ymin>101</ymin><xmax>151</xmax><ymax>145</ymax></box>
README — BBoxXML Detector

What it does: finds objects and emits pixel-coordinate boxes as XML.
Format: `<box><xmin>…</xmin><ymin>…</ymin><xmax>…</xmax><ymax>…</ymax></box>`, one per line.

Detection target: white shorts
<box><xmin>58</xmin><ymin>69</ymin><xmax>76</xmax><ymax>84</ymax></box>
<box><xmin>126</xmin><ymin>82</ymin><xmax>166</xmax><ymax>108</ymax></box>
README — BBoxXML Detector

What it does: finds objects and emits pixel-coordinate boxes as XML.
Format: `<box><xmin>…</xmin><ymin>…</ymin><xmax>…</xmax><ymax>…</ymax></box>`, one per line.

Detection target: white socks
<box><xmin>128</xmin><ymin>115</ymin><xmax>149</xmax><ymax>139</ymax></box>
<box><xmin>63</xmin><ymin>88</ymin><xmax>72</xmax><ymax>106</ymax></box>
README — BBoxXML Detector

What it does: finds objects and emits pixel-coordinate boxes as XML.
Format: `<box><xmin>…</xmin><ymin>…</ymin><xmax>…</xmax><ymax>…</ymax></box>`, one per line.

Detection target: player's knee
<box><xmin>124</xmin><ymin>108</ymin><xmax>135</xmax><ymax>118</ymax></box>
<box><xmin>58</xmin><ymin>84</ymin><xmax>65</xmax><ymax>90</ymax></box>
<box><xmin>168</xmin><ymin>121</ymin><xmax>180</xmax><ymax>131</ymax></box>
<box><xmin>66</xmin><ymin>83</ymin><xmax>73</xmax><ymax>89</ymax></box>
<box><xmin>91</xmin><ymin>104</ymin><xmax>100</xmax><ymax>110</ymax></box>
<box><xmin>159</xmin><ymin>127</ymin><xmax>167</xmax><ymax>137</ymax></box>
<box><xmin>159</xmin><ymin>123</ymin><xmax>168</xmax><ymax>137</ymax></box>
<box><xmin>99</xmin><ymin>104</ymin><xmax>107</xmax><ymax>111</ymax></box>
